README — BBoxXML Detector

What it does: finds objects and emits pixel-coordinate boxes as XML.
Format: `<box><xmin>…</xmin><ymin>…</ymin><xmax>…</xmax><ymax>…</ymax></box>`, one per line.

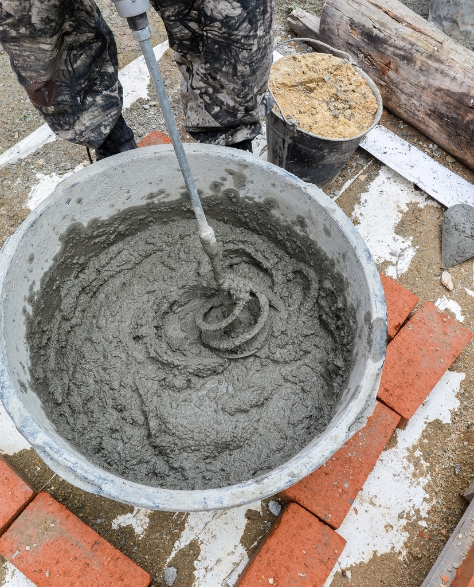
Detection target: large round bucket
<box><xmin>267</xmin><ymin>53</ymin><xmax>383</xmax><ymax>187</ymax></box>
<box><xmin>0</xmin><ymin>145</ymin><xmax>386</xmax><ymax>511</ymax></box>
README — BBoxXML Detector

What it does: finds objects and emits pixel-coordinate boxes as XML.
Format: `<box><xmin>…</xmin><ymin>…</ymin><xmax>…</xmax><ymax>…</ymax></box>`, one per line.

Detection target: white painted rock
<box><xmin>164</xmin><ymin>567</ymin><xmax>177</xmax><ymax>587</ymax></box>
<box><xmin>268</xmin><ymin>500</ymin><xmax>282</xmax><ymax>516</ymax></box>
<box><xmin>441</xmin><ymin>271</ymin><xmax>454</xmax><ymax>291</ymax></box>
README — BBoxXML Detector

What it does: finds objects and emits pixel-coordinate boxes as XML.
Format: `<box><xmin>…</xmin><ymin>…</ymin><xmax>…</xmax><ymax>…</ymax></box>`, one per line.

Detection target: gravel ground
<box><xmin>321</xmin><ymin>110</ymin><xmax>474</xmax><ymax>587</ymax></box>
<box><xmin>0</xmin><ymin>2</ymin><xmax>473</xmax><ymax>587</ymax></box>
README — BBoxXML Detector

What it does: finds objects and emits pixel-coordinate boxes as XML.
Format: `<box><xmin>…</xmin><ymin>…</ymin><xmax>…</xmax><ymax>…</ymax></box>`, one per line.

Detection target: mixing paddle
<box><xmin>111</xmin><ymin>0</ymin><xmax>272</xmax><ymax>357</ymax></box>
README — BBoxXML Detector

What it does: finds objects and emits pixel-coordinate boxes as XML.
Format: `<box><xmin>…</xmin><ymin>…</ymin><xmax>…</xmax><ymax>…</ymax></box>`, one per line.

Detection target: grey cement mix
<box><xmin>25</xmin><ymin>194</ymin><xmax>355</xmax><ymax>491</ymax></box>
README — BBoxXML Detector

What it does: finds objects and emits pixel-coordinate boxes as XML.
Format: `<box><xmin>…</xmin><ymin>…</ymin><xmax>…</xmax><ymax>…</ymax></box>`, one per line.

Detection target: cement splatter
<box><xmin>165</xmin><ymin>503</ymin><xmax>261</xmax><ymax>586</ymax></box>
<box><xmin>325</xmin><ymin>370</ymin><xmax>464</xmax><ymax>585</ymax></box>
<box><xmin>352</xmin><ymin>166</ymin><xmax>437</xmax><ymax>278</ymax></box>
<box><xmin>0</xmin><ymin>561</ymin><xmax>35</xmax><ymax>587</ymax></box>
<box><xmin>111</xmin><ymin>507</ymin><xmax>151</xmax><ymax>539</ymax></box>
<box><xmin>26</xmin><ymin>166</ymin><xmax>84</xmax><ymax>210</ymax></box>
<box><xmin>435</xmin><ymin>296</ymin><xmax>465</xmax><ymax>322</ymax></box>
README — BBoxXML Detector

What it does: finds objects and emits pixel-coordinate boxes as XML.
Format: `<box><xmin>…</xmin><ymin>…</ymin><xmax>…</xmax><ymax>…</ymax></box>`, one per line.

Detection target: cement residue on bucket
<box><xmin>269</xmin><ymin>53</ymin><xmax>379</xmax><ymax>139</ymax></box>
<box><xmin>25</xmin><ymin>195</ymin><xmax>356</xmax><ymax>491</ymax></box>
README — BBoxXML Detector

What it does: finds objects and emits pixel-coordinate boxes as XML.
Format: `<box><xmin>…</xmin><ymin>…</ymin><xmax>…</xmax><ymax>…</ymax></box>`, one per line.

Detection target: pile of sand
<box><xmin>269</xmin><ymin>53</ymin><xmax>379</xmax><ymax>139</ymax></box>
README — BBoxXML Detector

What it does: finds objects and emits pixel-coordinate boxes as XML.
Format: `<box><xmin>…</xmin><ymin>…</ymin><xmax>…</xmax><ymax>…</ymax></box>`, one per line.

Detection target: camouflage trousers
<box><xmin>0</xmin><ymin>0</ymin><xmax>274</xmax><ymax>148</ymax></box>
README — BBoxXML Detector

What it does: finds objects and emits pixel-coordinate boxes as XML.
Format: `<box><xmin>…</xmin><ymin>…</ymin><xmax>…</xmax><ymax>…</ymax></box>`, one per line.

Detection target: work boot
<box><xmin>230</xmin><ymin>139</ymin><xmax>253</xmax><ymax>153</ymax></box>
<box><xmin>95</xmin><ymin>115</ymin><xmax>137</xmax><ymax>161</ymax></box>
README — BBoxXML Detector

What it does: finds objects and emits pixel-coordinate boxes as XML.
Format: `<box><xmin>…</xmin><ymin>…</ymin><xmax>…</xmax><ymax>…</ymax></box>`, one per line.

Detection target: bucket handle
<box><xmin>270</xmin><ymin>38</ymin><xmax>357</xmax><ymax>128</ymax></box>
<box><xmin>273</xmin><ymin>37</ymin><xmax>356</xmax><ymax>65</ymax></box>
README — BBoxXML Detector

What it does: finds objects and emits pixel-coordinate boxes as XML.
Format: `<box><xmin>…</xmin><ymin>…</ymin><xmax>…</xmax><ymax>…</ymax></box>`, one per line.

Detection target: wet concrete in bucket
<box><xmin>25</xmin><ymin>192</ymin><xmax>356</xmax><ymax>490</ymax></box>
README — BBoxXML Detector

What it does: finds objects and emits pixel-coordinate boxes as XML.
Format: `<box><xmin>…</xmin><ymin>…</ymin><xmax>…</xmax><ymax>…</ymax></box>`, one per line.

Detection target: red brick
<box><xmin>379</xmin><ymin>273</ymin><xmax>419</xmax><ymax>341</ymax></box>
<box><xmin>279</xmin><ymin>402</ymin><xmax>400</xmax><ymax>529</ymax></box>
<box><xmin>452</xmin><ymin>542</ymin><xmax>474</xmax><ymax>587</ymax></box>
<box><xmin>377</xmin><ymin>302</ymin><xmax>472</xmax><ymax>420</ymax></box>
<box><xmin>0</xmin><ymin>492</ymin><xmax>150</xmax><ymax>587</ymax></box>
<box><xmin>238</xmin><ymin>503</ymin><xmax>345</xmax><ymax>587</ymax></box>
<box><xmin>0</xmin><ymin>458</ymin><xmax>35</xmax><ymax>536</ymax></box>
<box><xmin>138</xmin><ymin>130</ymin><xmax>172</xmax><ymax>148</ymax></box>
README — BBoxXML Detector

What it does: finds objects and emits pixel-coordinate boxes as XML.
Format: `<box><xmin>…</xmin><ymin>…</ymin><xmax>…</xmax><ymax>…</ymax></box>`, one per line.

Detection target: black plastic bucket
<box><xmin>266</xmin><ymin>39</ymin><xmax>383</xmax><ymax>187</ymax></box>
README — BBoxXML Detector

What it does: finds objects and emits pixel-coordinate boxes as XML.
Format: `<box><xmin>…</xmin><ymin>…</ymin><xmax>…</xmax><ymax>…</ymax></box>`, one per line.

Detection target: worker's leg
<box><xmin>151</xmin><ymin>0</ymin><xmax>274</xmax><ymax>146</ymax></box>
<box><xmin>0</xmin><ymin>0</ymin><xmax>130</xmax><ymax>150</ymax></box>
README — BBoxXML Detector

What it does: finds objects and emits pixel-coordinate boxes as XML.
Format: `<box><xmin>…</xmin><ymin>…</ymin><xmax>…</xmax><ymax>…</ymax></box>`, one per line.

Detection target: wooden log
<box><xmin>288</xmin><ymin>2</ymin><xmax>474</xmax><ymax>171</ymax></box>
<box><xmin>465</xmin><ymin>478</ymin><xmax>474</xmax><ymax>503</ymax></box>
<box><xmin>287</xmin><ymin>8</ymin><xmax>322</xmax><ymax>41</ymax></box>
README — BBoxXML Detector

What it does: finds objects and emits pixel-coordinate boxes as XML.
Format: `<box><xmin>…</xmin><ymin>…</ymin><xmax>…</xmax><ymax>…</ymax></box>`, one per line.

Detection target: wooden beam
<box><xmin>287</xmin><ymin>8</ymin><xmax>322</xmax><ymax>41</ymax></box>
<box><xmin>288</xmin><ymin>2</ymin><xmax>474</xmax><ymax>171</ymax></box>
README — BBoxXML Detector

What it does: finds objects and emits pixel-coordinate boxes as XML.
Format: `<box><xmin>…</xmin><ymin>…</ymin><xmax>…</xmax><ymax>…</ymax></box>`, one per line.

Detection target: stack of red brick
<box><xmin>237</xmin><ymin>274</ymin><xmax>472</xmax><ymax>587</ymax></box>
<box><xmin>0</xmin><ymin>459</ymin><xmax>151</xmax><ymax>586</ymax></box>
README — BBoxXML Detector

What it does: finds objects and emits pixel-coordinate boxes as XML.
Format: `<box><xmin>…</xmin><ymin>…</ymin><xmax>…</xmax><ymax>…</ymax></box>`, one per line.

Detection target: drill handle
<box><xmin>110</xmin><ymin>0</ymin><xmax>150</xmax><ymax>18</ymax></box>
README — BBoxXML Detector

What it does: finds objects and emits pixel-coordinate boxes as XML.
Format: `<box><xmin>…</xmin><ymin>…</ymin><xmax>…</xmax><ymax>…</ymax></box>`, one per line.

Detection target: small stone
<box><xmin>269</xmin><ymin>579</ymin><xmax>274</xmax><ymax>585</ymax></box>
<box><xmin>324</xmin><ymin>74</ymin><xmax>331</xmax><ymax>82</ymax></box>
<box><xmin>268</xmin><ymin>500</ymin><xmax>282</xmax><ymax>516</ymax></box>
<box><xmin>441</xmin><ymin>576</ymin><xmax>450</xmax><ymax>583</ymax></box>
<box><xmin>25</xmin><ymin>545</ymin><xmax>30</xmax><ymax>550</ymax></box>
<box><xmin>441</xmin><ymin>270</ymin><xmax>454</xmax><ymax>291</ymax></box>
<box><xmin>343</xmin><ymin>109</ymin><xmax>352</xmax><ymax>119</ymax></box>
<box><xmin>143</xmin><ymin>104</ymin><xmax>150</xmax><ymax>110</ymax></box>
<box><xmin>455</xmin><ymin>464</ymin><xmax>462</xmax><ymax>475</ymax></box>
<box><xmin>446</xmin><ymin>155</ymin><xmax>455</xmax><ymax>163</ymax></box>
<box><xmin>96</xmin><ymin>518</ymin><xmax>105</xmax><ymax>523</ymax></box>
<box><xmin>442</xmin><ymin>204</ymin><xmax>474</xmax><ymax>268</ymax></box>
<box><xmin>453</xmin><ymin>562</ymin><xmax>460</xmax><ymax>569</ymax></box>
<box><xmin>342</xmin><ymin>569</ymin><xmax>352</xmax><ymax>580</ymax></box>
<box><xmin>45</xmin><ymin>571</ymin><xmax>50</xmax><ymax>577</ymax></box>
<box><xmin>359</xmin><ymin>174</ymin><xmax>367</xmax><ymax>181</ymax></box>
<box><xmin>164</xmin><ymin>566</ymin><xmax>177</xmax><ymax>586</ymax></box>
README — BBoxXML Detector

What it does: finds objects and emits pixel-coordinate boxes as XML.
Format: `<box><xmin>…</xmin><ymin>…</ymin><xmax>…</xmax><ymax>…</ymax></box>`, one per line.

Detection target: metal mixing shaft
<box><xmin>111</xmin><ymin>0</ymin><xmax>271</xmax><ymax>355</ymax></box>
<box><xmin>118</xmin><ymin>8</ymin><xmax>227</xmax><ymax>291</ymax></box>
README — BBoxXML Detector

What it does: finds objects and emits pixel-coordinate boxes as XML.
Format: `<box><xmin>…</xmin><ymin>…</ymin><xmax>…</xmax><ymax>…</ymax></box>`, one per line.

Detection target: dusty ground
<box><xmin>321</xmin><ymin>111</ymin><xmax>474</xmax><ymax>587</ymax></box>
<box><xmin>0</xmin><ymin>1</ymin><xmax>473</xmax><ymax>586</ymax></box>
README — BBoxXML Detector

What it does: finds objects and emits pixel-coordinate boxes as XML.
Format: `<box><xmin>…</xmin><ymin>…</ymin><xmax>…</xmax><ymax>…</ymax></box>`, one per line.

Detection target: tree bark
<box><xmin>288</xmin><ymin>1</ymin><xmax>474</xmax><ymax>171</ymax></box>
<box><xmin>287</xmin><ymin>8</ymin><xmax>322</xmax><ymax>41</ymax></box>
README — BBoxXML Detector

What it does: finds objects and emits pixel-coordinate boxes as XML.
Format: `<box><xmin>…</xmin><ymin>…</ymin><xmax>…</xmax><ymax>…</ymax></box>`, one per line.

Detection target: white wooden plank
<box><xmin>0</xmin><ymin>561</ymin><xmax>37</xmax><ymax>587</ymax></box>
<box><xmin>360</xmin><ymin>125</ymin><xmax>474</xmax><ymax>207</ymax></box>
<box><xmin>0</xmin><ymin>125</ymin><xmax>56</xmax><ymax>168</ymax></box>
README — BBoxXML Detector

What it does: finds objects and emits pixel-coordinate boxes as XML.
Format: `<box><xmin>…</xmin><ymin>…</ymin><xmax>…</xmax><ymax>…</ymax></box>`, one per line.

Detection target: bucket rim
<box><xmin>0</xmin><ymin>144</ymin><xmax>387</xmax><ymax>511</ymax></box>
